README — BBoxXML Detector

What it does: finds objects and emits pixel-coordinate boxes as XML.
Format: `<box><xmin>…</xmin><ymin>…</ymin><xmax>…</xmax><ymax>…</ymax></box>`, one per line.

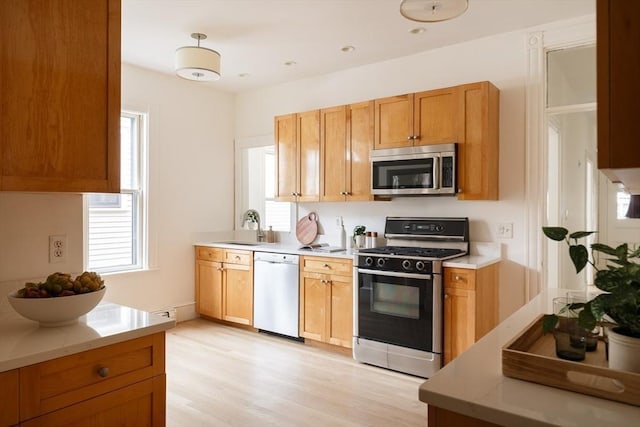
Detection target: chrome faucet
<box><xmin>242</xmin><ymin>209</ymin><xmax>265</xmax><ymax>242</ymax></box>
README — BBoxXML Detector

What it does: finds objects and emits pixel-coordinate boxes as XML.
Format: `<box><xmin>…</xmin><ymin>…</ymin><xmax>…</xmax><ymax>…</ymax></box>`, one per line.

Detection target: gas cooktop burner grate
<box><xmin>358</xmin><ymin>246</ymin><xmax>465</xmax><ymax>259</ymax></box>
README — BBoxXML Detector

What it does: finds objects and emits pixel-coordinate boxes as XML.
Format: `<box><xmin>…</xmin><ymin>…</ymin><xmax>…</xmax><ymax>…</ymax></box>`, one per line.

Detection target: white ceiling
<box><xmin>122</xmin><ymin>0</ymin><xmax>595</xmax><ymax>93</ymax></box>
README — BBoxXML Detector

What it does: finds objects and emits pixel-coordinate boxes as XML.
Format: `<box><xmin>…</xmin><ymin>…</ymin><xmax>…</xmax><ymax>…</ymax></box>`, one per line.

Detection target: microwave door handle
<box><xmin>432</xmin><ymin>156</ymin><xmax>440</xmax><ymax>190</ymax></box>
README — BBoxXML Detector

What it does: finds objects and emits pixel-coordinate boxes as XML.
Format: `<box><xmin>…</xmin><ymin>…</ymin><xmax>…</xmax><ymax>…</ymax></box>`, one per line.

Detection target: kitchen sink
<box><xmin>215</xmin><ymin>241</ymin><xmax>260</xmax><ymax>246</ymax></box>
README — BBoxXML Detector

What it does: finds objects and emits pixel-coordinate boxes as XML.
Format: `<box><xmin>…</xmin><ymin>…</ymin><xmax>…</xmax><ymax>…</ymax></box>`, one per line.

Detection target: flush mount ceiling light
<box><xmin>175</xmin><ymin>33</ymin><xmax>221</xmax><ymax>81</ymax></box>
<box><xmin>400</xmin><ymin>0</ymin><xmax>468</xmax><ymax>23</ymax></box>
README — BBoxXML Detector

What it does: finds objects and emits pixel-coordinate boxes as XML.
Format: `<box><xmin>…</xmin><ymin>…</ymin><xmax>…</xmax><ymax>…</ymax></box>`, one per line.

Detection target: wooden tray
<box><xmin>502</xmin><ymin>315</ymin><xmax>640</xmax><ymax>406</ymax></box>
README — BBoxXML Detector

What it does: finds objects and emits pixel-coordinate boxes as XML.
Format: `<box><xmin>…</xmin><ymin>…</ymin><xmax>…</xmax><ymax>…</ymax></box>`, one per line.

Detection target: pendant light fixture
<box><xmin>400</xmin><ymin>0</ymin><xmax>469</xmax><ymax>23</ymax></box>
<box><xmin>625</xmin><ymin>194</ymin><xmax>640</xmax><ymax>218</ymax></box>
<box><xmin>175</xmin><ymin>33</ymin><xmax>221</xmax><ymax>81</ymax></box>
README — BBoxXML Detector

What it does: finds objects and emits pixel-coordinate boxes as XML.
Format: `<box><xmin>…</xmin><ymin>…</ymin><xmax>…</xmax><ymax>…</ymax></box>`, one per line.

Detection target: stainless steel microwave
<box><xmin>370</xmin><ymin>143</ymin><xmax>456</xmax><ymax>196</ymax></box>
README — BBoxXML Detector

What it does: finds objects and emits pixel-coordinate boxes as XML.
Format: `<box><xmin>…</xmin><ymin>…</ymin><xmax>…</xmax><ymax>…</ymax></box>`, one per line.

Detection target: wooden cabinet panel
<box><xmin>0</xmin><ymin>370</ymin><xmax>19</xmax><ymax>426</ymax></box>
<box><xmin>19</xmin><ymin>333</ymin><xmax>164</xmax><ymax>421</ymax></box>
<box><xmin>414</xmin><ymin>87</ymin><xmax>458</xmax><ymax>145</ymax></box>
<box><xmin>457</xmin><ymin>82</ymin><xmax>499</xmax><ymax>200</ymax></box>
<box><xmin>300</xmin><ymin>256</ymin><xmax>353</xmax><ymax>349</ymax></box>
<box><xmin>374</xmin><ymin>94</ymin><xmax>414</xmax><ymax>149</ymax></box>
<box><xmin>223</xmin><ymin>263</ymin><xmax>253</xmax><ymax>325</ymax></box>
<box><xmin>327</xmin><ymin>274</ymin><xmax>353</xmax><ymax>348</ymax></box>
<box><xmin>347</xmin><ymin>101</ymin><xmax>375</xmax><ymax>201</ymax></box>
<box><xmin>275</xmin><ymin>113</ymin><xmax>298</xmax><ymax>201</ymax></box>
<box><xmin>196</xmin><ymin>247</ymin><xmax>223</xmax><ymax>262</ymax></box>
<box><xmin>597</xmin><ymin>0</ymin><xmax>640</xmax><ymax>190</ymax></box>
<box><xmin>297</xmin><ymin>110</ymin><xmax>320</xmax><ymax>201</ymax></box>
<box><xmin>428</xmin><ymin>405</ymin><xmax>500</xmax><ymax>427</ymax></box>
<box><xmin>320</xmin><ymin>106</ymin><xmax>348</xmax><ymax>202</ymax></box>
<box><xmin>224</xmin><ymin>250</ymin><xmax>251</xmax><ymax>265</ymax></box>
<box><xmin>20</xmin><ymin>376</ymin><xmax>165</xmax><ymax>427</ymax></box>
<box><xmin>195</xmin><ymin>259</ymin><xmax>223</xmax><ymax>319</ymax></box>
<box><xmin>301</xmin><ymin>256</ymin><xmax>352</xmax><ymax>276</ymax></box>
<box><xmin>443</xmin><ymin>264</ymin><xmax>499</xmax><ymax>364</ymax></box>
<box><xmin>0</xmin><ymin>0</ymin><xmax>120</xmax><ymax>193</ymax></box>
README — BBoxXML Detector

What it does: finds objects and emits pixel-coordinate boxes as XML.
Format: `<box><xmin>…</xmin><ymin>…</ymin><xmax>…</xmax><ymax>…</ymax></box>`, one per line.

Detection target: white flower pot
<box><xmin>608</xmin><ymin>327</ymin><xmax>640</xmax><ymax>373</ymax></box>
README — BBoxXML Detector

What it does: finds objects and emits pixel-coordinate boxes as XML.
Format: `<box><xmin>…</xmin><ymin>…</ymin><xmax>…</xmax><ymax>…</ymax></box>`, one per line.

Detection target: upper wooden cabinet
<box><xmin>0</xmin><ymin>0</ymin><xmax>121</xmax><ymax>193</ymax></box>
<box><xmin>374</xmin><ymin>87</ymin><xmax>458</xmax><ymax>149</ymax></box>
<box><xmin>597</xmin><ymin>0</ymin><xmax>640</xmax><ymax>192</ymax></box>
<box><xmin>457</xmin><ymin>81</ymin><xmax>500</xmax><ymax>200</ymax></box>
<box><xmin>320</xmin><ymin>102</ymin><xmax>374</xmax><ymax>202</ymax></box>
<box><xmin>275</xmin><ymin>111</ymin><xmax>320</xmax><ymax>202</ymax></box>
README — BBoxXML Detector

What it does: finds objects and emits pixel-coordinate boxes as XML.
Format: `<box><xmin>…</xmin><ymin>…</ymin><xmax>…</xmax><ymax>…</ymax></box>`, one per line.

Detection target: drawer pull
<box><xmin>97</xmin><ymin>367</ymin><xmax>109</xmax><ymax>378</ymax></box>
<box><xmin>234</xmin><ymin>255</ymin><xmax>241</xmax><ymax>260</ymax></box>
<box><xmin>323</xmin><ymin>263</ymin><xmax>330</xmax><ymax>268</ymax></box>
<box><xmin>455</xmin><ymin>275</ymin><xmax>461</xmax><ymax>281</ymax></box>
<box><xmin>444</xmin><ymin>293</ymin><xmax>449</xmax><ymax>299</ymax></box>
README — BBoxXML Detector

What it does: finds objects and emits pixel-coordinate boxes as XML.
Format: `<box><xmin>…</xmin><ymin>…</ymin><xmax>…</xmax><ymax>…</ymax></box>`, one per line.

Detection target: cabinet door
<box><xmin>443</xmin><ymin>286</ymin><xmax>475</xmax><ymax>365</ymax></box>
<box><xmin>374</xmin><ymin>94</ymin><xmax>414</xmax><ymax>149</ymax></box>
<box><xmin>275</xmin><ymin>113</ymin><xmax>298</xmax><ymax>201</ymax></box>
<box><xmin>320</xmin><ymin>106</ymin><xmax>348</xmax><ymax>201</ymax></box>
<box><xmin>196</xmin><ymin>259</ymin><xmax>223</xmax><ymax>319</ymax></box>
<box><xmin>327</xmin><ymin>275</ymin><xmax>353</xmax><ymax>348</ymax></box>
<box><xmin>297</xmin><ymin>110</ymin><xmax>320</xmax><ymax>201</ymax></box>
<box><xmin>20</xmin><ymin>376</ymin><xmax>165</xmax><ymax>427</ymax></box>
<box><xmin>413</xmin><ymin>87</ymin><xmax>459</xmax><ymax>145</ymax></box>
<box><xmin>347</xmin><ymin>101</ymin><xmax>375</xmax><ymax>201</ymax></box>
<box><xmin>0</xmin><ymin>0</ymin><xmax>120</xmax><ymax>193</ymax></box>
<box><xmin>457</xmin><ymin>82</ymin><xmax>499</xmax><ymax>200</ymax></box>
<box><xmin>223</xmin><ymin>263</ymin><xmax>253</xmax><ymax>325</ymax></box>
<box><xmin>299</xmin><ymin>272</ymin><xmax>328</xmax><ymax>342</ymax></box>
<box><xmin>0</xmin><ymin>370</ymin><xmax>18</xmax><ymax>426</ymax></box>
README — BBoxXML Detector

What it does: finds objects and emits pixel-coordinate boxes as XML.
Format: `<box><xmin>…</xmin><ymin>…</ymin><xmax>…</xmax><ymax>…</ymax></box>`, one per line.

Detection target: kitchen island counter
<box><xmin>0</xmin><ymin>293</ymin><xmax>175</xmax><ymax>372</ymax></box>
<box><xmin>418</xmin><ymin>288</ymin><xmax>640</xmax><ymax>427</ymax></box>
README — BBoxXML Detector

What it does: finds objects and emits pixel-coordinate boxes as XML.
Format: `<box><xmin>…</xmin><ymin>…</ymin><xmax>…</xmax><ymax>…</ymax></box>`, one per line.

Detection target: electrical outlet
<box><xmin>497</xmin><ymin>223</ymin><xmax>513</xmax><ymax>239</ymax></box>
<box><xmin>49</xmin><ymin>234</ymin><xmax>67</xmax><ymax>263</ymax></box>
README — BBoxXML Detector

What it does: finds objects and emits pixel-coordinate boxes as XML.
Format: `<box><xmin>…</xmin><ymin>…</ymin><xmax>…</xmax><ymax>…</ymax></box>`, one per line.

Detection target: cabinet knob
<box><xmin>235</xmin><ymin>255</ymin><xmax>241</xmax><ymax>260</ymax></box>
<box><xmin>218</xmin><ymin>267</ymin><xmax>224</xmax><ymax>271</ymax></box>
<box><xmin>323</xmin><ymin>263</ymin><xmax>330</xmax><ymax>268</ymax></box>
<box><xmin>444</xmin><ymin>293</ymin><xmax>449</xmax><ymax>299</ymax></box>
<box><xmin>455</xmin><ymin>275</ymin><xmax>461</xmax><ymax>281</ymax></box>
<box><xmin>97</xmin><ymin>366</ymin><xmax>109</xmax><ymax>378</ymax></box>
<box><xmin>407</xmin><ymin>136</ymin><xmax>413</xmax><ymax>140</ymax></box>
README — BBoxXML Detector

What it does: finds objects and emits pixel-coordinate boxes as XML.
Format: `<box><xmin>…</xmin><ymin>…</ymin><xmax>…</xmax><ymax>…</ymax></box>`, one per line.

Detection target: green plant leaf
<box><xmin>591</xmin><ymin>243</ymin><xmax>618</xmax><ymax>256</ymax></box>
<box><xmin>569</xmin><ymin>244</ymin><xmax>589</xmax><ymax>273</ymax></box>
<box><xmin>578</xmin><ymin>303</ymin><xmax>597</xmax><ymax>331</ymax></box>
<box><xmin>542</xmin><ymin>227</ymin><xmax>568</xmax><ymax>241</ymax></box>
<box><xmin>569</xmin><ymin>231</ymin><xmax>596</xmax><ymax>239</ymax></box>
<box><xmin>542</xmin><ymin>314</ymin><xmax>558</xmax><ymax>334</ymax></box>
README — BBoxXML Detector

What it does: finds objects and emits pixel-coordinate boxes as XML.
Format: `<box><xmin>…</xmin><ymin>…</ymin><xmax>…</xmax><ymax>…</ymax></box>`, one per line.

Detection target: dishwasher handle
<box><xmin>254</xmin><ymin>252</ymin><xmax>299</xmax><ymax>265</ymax></box>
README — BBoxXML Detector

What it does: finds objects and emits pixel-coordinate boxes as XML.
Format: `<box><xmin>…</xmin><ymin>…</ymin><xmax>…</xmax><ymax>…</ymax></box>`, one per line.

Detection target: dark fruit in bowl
<box><xmin>15</xmin><ymin>272</ymin><xmax>104</xmax><ymax>298</ymax></box>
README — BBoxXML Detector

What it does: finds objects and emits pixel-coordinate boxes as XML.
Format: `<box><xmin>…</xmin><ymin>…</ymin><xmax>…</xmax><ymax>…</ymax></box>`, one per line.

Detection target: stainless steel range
<box><xmin>353</xmin><ymin>217</ymin><xmax>469</xmax><ymax>378</ymax></box>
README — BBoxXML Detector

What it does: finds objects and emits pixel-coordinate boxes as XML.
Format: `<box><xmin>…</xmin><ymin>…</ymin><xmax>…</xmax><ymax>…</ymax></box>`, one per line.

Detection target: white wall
<box><xmin>235</xmin><ymin>30</ymin><xmax>531</xmax><ymax>320</ymax></box>
<box><xmin>91</xmin><ymin>64</ymin><xmax>236</xmax><ymax>315</ymax></box>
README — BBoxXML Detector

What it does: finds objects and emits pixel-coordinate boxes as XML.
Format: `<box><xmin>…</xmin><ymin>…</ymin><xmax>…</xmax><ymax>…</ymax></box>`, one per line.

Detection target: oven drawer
<box><xmin>444</xmin><ymin>267</ymin><xmax>476</xmax><ymax>291</ymax></box>
<box><xmin>301</xmin><ymin>256</ymin><xmax>352</xmax><ymax>275</ymax></box>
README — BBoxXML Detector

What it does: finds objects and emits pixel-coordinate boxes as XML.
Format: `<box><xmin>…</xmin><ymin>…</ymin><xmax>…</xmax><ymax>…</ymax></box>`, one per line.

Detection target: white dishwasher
<box><xmin>253</xmin><ymin>252</ymin><xmax>300</xmax><ymax>339</ymax></box>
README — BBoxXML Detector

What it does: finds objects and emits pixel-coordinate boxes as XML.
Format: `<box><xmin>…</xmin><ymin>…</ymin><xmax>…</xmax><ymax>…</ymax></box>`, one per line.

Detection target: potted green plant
<box><xmin>542</xmin><ymin>226</ymin><xmax>640</xmax><ymax>372</ymax></box>
<box><xmin>353</xmin><ymin>225</ymin><xmax>366</xmax><ymax>249</ymax></box>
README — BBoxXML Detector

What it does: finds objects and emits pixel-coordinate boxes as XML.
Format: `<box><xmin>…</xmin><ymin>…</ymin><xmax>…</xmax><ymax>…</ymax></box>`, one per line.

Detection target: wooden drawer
<box><xmin>196</xmin><ymin>246</ymin><xmax>223</xmax><ymax>262</ymax></box>
<box><xmin>224</xmin><ymin>249</ymin><xmax>252</xmax><ymax>265</ymax></box>
<box><xmin>444</xmin><ymin>267</ymin><xmax>476</xmax><ymax>291</ymax></box>
<box><xmin>301</xmin><ymin>256</ymin><xmax>353</xmax><ymax>276</ymax></box>
<box><xmin>19</xmin><ymin>333</ymin><xmax>165</xmax><ymax>421</ymax></box>
<box><xmin>0</xmin><ymin>369</ymin><xmax>19</xmax><ymax>426</ymax></box>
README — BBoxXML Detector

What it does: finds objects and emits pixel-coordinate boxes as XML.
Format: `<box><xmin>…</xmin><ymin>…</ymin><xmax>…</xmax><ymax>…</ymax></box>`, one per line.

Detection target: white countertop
<box><xmin>0</xmin><ymin>295</ymin><xmax>175</xmax><ymax>373</ymax></box>
<box><xmin>418</xmin><ymin>288</ymin><xmax>640</xmax><ymax>427</ymax></box>
<box><xmin>195</xmin><ymin>241</ymin><xmax>501</xmax><ymax>268</ymax></box>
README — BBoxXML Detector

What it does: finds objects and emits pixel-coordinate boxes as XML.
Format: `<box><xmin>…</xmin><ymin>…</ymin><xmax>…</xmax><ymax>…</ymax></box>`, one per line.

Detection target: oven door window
<box><xmin>371</xmin><ymin>282</ymin><xmax>420</xmax><ymax>319</ymax></box>
<box><xmin>372</xmin><ymin>158</ymin><xmax>435</xmax><ymax>190</ymax></box>
<box><xmin>358</xmin><ymin>272</ymin><xmax>438</xmax><ymax>353</ymax></box>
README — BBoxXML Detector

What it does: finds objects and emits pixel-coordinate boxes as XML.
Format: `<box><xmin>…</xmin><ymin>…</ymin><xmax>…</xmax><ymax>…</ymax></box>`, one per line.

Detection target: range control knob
<box><xmin>364</xmin><ymin>257</ymin><xmax>375</xmax><ymax>267</ymax></box>
<box><xmin>376</xmin><ymin>258</ymin><xmax>386</xmax><ymax>268</ymax></box>
<box><xmin>415</xmin><ymin>261</ymin><xmax>426</xmax><ymax>271</ymax></box>
<box><xmin>401</xmin><ymin>260</ymin><xmax>412</xmax><ymax>270</ymax></box>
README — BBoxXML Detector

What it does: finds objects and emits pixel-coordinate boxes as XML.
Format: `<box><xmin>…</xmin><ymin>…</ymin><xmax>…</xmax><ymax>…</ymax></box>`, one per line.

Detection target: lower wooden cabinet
<box><xmin>8</xmin><ymin>332</ymin><xmax>166</xmax><ymax>426</ymax></box>
<box><xmin>443</xmin><ymin>263</ymin><xmax>499</xmax><ymax>364</ymax></box>
<box><xmin>299</xmin><ymin>256</ymin><xmax>353</xmax><ymax>348</ymax></box>
<box><xmin>195</xmin><ymin>246</ymin><xmax>253</xmax><ymax>326</ymax></box>
<box><xmin>428</xmin><ymin>405</ymin><xmax>500</xmax><ymax>427</ymax></box>
<box><xmin>0</xmin><ymin>370</ymin><xmax>19</xmax><ymax>426</ymax></box>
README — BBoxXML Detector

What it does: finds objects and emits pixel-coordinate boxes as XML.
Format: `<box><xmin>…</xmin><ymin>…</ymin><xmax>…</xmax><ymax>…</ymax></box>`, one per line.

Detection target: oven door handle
<box><xmin>357</xmin><ymin>268</ymin><xmax>432</xmax><ymax>280</ymax></box>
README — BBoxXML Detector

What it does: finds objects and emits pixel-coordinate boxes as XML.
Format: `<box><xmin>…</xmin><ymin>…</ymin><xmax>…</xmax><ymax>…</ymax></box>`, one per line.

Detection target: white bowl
<box><xmin>7</xmin><ymin>287</ymin><xmax>106</xmax><ymax>327</ymax></box>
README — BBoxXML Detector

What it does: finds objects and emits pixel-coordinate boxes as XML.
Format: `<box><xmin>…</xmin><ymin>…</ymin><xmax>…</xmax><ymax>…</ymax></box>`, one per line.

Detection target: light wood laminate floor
<box><xmin>166</xmin><ymin>319</ymin><xmax>426</xmax><ymax>426</ymax></box>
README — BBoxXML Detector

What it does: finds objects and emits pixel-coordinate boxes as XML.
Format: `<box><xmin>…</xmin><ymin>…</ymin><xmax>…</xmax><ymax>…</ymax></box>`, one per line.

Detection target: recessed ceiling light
<box><xmin>409</xmin><ymin>27</ymin><xmax>426</xmax><ymax>34</ymax></box>
<box><xmin>341</xmin><ymin>45</ymin><xmax>356</xmax><ymax>52</ymax></box>
<box><xmin>284</xmin><ymin>60</ymin><xmax>297</xmax><ymax>66</ymax></box>
<box><xmin>238</xmin><ymin>73</ymin><xmax>249</xmax><ymax>78</ymax></box>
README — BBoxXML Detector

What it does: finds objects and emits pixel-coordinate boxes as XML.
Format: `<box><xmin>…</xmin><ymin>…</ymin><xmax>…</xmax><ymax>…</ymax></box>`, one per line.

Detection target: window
<box><xmin>86</xmin><ymin>112</ymin><xmax>146</xmax><ymax>273</ymax></box>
